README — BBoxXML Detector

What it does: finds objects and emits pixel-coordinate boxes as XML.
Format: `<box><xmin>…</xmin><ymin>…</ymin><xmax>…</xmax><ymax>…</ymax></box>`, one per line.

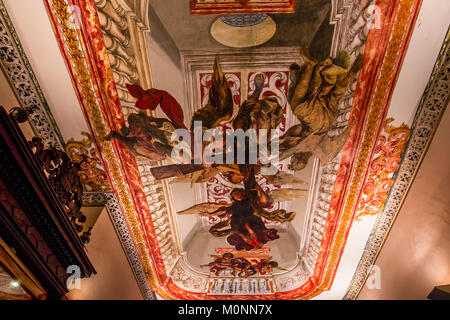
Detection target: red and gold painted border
<box><xmin>355</xmin><ymin>119</ymin><xmax>411</xmax><ymax>220</ymax></box>
<box><xmin>190</xmin><ymin>0</ymin><xmax>295</xmax><ymax>15</ymax></box>
<box><xmin>44</xmin><ymin>0</ymin><xmax>167</xmax><ymax>297</ymax></box>
<box><xmin>44</xmin><ymin>0</ymin><xmax>421</xmax><ymax>299</ymax></box>
<box><xmin>300</xmin><ymin>0</ymin><xmax>422</xmax><ymax>299</ymax></box>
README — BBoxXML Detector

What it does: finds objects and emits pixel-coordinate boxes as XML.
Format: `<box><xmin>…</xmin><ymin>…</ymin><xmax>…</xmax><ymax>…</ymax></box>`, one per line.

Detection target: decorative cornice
<box><xmin>0</xmin><ymin>0</ymin><xmax>64</xmax><ymax>149</ymax></box>
<box><xmin>344</xmin><ymin>27</ymin><xmax>450</xmax><ymax>300</ymax></box>
<box><xmin>82</xmin><ymin>192</ymin><xmax>156</xmax><ymax>300</ymax></box>
<box><xmin>45</xmin><ymin>0</ymin><xmax>179</xmax><ymax>299</ymax></box>
<box><xmin>301</xmin><ymin>0</ymin><xmax>422</xmax><ymax>300</ymax></box>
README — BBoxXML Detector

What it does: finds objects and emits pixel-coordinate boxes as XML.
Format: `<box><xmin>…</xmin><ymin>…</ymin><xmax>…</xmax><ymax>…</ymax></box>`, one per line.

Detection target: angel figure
<box><xmin>178</xmin><ymin>184</ymin><xmax>307</xmax><ymax>251</ymax></box>
<box><xmin>104</xmin><ymin>72</ymin><xmax>190</xmax><ymax>161</ymax></box>
<box><xmin>201</xmin><ymin>253</ymin><xmax>235</xmax><ymax>276</ymax></box>
<box><xmin>201</xmin><ymin>253</ymin><xmax>284</xmax><ymax>277</ymax></box>
<box><xmin>110</xmin><ymin>55</ymin><xmax>235</xmax><ymax>172</ymax></box>
<box><xmin>253</xmin><ymin>258</ymin><xmax>286</xmax><ymax>275</ymax></box>
<box><xmin>280</xmin><ymin>49</ymin><xmax>364</xmax><ymax>170</ymax></box>
<box><xmin>104</xmin><ymin>112</ymin><xmax>178</xmax><ymax>161</ymax></box>
<box><xmin>190</xmin><ymin>56</ymin><xmax>234</xmax><ymax>131</ymax></box>
<box><xmin>233</xmin><ymin>73</ymin><xmax>284</xmax><ymax>132</ymax></box>
<box><xmin>147</xmin><ymin>64</ymin><xmax>285</xmax><ymax>185</ymax></box>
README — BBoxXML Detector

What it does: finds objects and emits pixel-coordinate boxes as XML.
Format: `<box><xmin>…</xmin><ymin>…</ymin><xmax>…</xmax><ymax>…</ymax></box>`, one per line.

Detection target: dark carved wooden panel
<box><xmin>0</xmin><ymin>107</ymin><xmax>95</xmax><ymax>298</ymax></box>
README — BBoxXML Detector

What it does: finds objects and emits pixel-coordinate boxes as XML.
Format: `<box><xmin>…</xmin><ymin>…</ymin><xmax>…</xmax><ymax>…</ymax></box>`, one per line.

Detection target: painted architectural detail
<box><xmin>137</xmin><ymin>160</ymin><xmax>179</xmax><ymax>270</ymax></box>
<box><xmin>66</xmin><ymin>132</ymin><xmax>112</xmax><ymax>192</ymax></box>
<box><xmin>345</xmin><ymin>29</ymin><xmax>450</xmax><ymax>300</ymax></box>
<box><xmin>274</xmin><ymin>257</ymin><xmax>310</xmax><ymax>292</ymax></box>
<box><xmin>0</xmin><ymin>1</ymin><xmax>64</xmax><ymax>148</ymax></box>
<box><xmin>170</xmin><ymin>256</ymin><xmax>208</xmax><ymax>293</ymax></box>
<box><xmin>94</xmin><ymin>0</ymin><xmax>140</xmax><ymax>112</ymax></box>
<box><xmin>300</xmin><ymin>0</ymin><xmax>376</xmax><ymax>272</ymax></box>
<box><xmin>190</xmin><ymin>0</ymin><xmax>296</xmax><ymax>15</ymax></box>
<box><xmin>355</xmin><ymin>118</ymin><xmax>411</xmax><ymax>220</ymax></box>
<box><xmin>200</xmin><ymin>72</ymin><xmax>242</xmax><ymax>109</ymax></box>
<box><xmin>207</xmin><ymin>277</ymin><xmax>276</xmax><ymax>295</ymax></box>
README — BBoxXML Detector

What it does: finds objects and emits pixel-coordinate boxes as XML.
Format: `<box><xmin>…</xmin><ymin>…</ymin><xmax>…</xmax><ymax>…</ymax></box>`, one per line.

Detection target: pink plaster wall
<box><xmin>358</xmin><ymin>104</ymin><xmax>450</xmax><ymax>299</ymax></box>
<box><xmin>67</xmin><ymin>209</ymin><xmax>143</xmax><ymax>300</ymax></box>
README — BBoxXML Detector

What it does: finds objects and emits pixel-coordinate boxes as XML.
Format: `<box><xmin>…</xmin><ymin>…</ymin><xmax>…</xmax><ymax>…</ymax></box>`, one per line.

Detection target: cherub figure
<box><xmin>201</xmin><ymin>253</ymin><xmax>234</xmax><ymax>276</ymax></box>
<box><xmin>178</xmin><ymin>185</ymin><xmax>306</xmax><ymax>251</ymax></box>
<box><xmin>202</xmin><ymin>253</ymin><xmax>284</xmax><ymax>278</ymax></box>
<box><xmin>230</xmin><ymin>257</ymin><xmax>256</xmax><ymax>278</ymax></box>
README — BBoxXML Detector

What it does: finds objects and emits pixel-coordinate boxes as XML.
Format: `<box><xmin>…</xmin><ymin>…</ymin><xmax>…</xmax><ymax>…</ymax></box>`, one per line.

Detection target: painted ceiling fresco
<box><xmin>45</xmin><ymin>0</ymin><xmax>422</xmax><ymax>299</ymax></box>
<box><xmin>4</xmin><ymin>0</ymin><xmax>446</xmax><ymax>300</ymax></box>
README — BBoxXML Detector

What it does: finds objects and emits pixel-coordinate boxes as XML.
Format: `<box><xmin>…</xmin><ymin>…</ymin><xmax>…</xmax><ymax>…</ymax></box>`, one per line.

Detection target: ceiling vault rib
<box><xmin>94</xmin><ymin>0</ymin><xmax>185</xmax><ymax>298</ymax></box>
<box><xmin>344</xmin><ymin>27</ymin><xmax>450</xmax><ymax>300</ymax></box>
<box><xmin>93</xmin><ymin>0</ymin><xmax>179</xmax><ymax>300</ymax></box>
<box><xmin>0</xmin><ymin>0</ymin><xmax>65</xmax><ymax>149</ymax></box>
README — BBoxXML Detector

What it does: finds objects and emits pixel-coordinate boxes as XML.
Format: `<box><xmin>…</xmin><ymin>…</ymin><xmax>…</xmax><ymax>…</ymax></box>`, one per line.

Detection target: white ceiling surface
<box><xmin>386</xmin><ymin>1</ymin><xmax>450</xmax><ymax>128</ymax></box>
<box><xmin>2</xmin><ymin>0</ymin><xmax>90</xmax><ymax>142</ymax></box>
<box><xmin>314</xmin><ymin>0</ymin><xmax>450</xmax><ymax>300</ymax></box>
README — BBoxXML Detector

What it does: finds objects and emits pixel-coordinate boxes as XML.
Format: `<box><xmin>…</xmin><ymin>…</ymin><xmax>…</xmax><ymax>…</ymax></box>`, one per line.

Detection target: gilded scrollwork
<box><xmin>66</xmin><ymin>132</ymin><xmax>111</xmax><ymax>192</ymax></box>
<box><xmin>355</xmin><ymin>119</ymin><xmax>411</xmax><ymax>220</ymax></box>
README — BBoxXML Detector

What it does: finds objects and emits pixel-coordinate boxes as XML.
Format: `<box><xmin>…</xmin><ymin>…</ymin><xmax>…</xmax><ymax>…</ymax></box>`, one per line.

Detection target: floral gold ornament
<box><xmin>355</xmin><ymin>118</ymin><xmax>411</xmax><ymax>220</ymax></box>
<box><xmin>66</xmin><ymin>132</ymin><xmax>111</xmax><ymax>192</ymax></box>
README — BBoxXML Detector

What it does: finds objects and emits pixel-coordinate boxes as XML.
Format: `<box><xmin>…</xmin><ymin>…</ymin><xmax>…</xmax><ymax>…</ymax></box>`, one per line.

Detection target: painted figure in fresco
<box><xmin>104</xmin><ymin>80</ymin><xmax>188</xmax><ymax>161</ymax></box>
<box><xmin>280</xmin><ymin>49</ymin><xmax>364</xmax><ymax>170</ymax></box>
<box><xmin>255</xmin><ymin>258</ymin><xmax>280</xmax><ymax>275</ymax></box>
<box><xmin>180</xmin><ymin>188</ymin><xmax>280</xmax><ymax>250</ymax></box>
<box><xmin>108</xmin><ymin>51</ymin><xmax>362</xmax><ymax>252</ymax></box>
<box><xmin>230</xmin><ymin>257</ymin><xmax>257</xmax><ymax>278</ymax></box>
<box><xmin>146</xmin><ymin>58</ymin><xmax>284</xmax><ymax>183</ymax></box>
<box><xmin>126</xmin><ymin>83</ymin><xmax>187</xmax><ymax>130</ymax></box>
<box><xmin>233</xmin><ymin>73</ymin><xmax>284</xmax><ymax>132</ymax></box>
<box><xmin>104</xmin><ymin>112</ymin><xmax>178</xmax><ymax>161</ymax></box>
<box><xmin>190</xmin><ymin>56</ymin><xmax>234</xmax><ymax>131</ymax></box>
<box><xmin>178</xmin><ymin>185</ymin><xmax>306</xmax><ymax>251</ymax></box>
<box><xmin>201</xmin><ymin>252</ymin><xmax>235</xmax><ymax>276</ymax></box>
<box><xmin>202</xmin><ymin>253</ymin><xmax>281</xmax><ymax>278</ymax></box>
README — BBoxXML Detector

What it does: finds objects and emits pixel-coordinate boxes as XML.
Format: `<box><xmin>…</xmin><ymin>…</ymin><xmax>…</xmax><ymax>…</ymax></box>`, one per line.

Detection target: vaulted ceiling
<box><xmin>0</xmin><ymin>0</ymin><xmax>449</xmax><ymax>300</ymax></box>
<box><xmin>149</xmin><ymin>0</ymin><xmax>332</xmax><ymax>52</ymax></box>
